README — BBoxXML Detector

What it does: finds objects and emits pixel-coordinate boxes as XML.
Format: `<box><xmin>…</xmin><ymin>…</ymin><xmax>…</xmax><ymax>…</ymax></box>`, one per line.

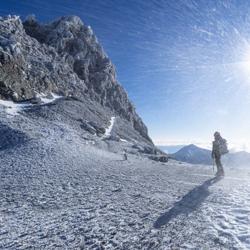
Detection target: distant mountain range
<box><xmin>168</xmin><ymin>144</ymin><xmax>250</xmax><ymax>167</ymax></box>
<box><xmin>157</xmin><ymin>145</ymin><xmax>186</xmax><ymax>154</ymax></box>
<box><xmin>172</xmin><ymin>144</ymin><xmax>212</xmax><ymax>165</ymax></box>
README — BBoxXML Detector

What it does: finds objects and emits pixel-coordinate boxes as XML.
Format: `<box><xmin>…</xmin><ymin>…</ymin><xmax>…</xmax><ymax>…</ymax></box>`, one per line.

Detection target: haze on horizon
<box><xmin>1</xmin><ymin>0</ymin><xmax>250</xmax><ymax>152</ymax></box>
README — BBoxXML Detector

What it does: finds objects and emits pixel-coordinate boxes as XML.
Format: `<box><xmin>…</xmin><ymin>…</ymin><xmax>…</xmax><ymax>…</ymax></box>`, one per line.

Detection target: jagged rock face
<box><xmin>0</xmin><ymin>15</ymin><xmax>152</xmax><ymax>143</ymax></box>
<box><xmin>0</xmin><ymin>16</ymin><xmax>84</xmax><ymax>100</ymax></box>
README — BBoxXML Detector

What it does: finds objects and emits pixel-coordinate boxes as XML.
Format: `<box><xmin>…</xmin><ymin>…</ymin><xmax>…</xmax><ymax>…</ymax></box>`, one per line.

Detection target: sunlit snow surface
<box><xmin>1</xmin><ymin>109</ymin><xmax>250</xmax><ymax>249</ymax></box>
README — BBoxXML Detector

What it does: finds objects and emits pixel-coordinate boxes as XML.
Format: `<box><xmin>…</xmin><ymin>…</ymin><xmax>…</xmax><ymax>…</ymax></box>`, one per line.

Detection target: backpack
<box><xmin>219</xmin><ymin>138</ymin><xmax>229</xmax><ymax>155</ymax></box>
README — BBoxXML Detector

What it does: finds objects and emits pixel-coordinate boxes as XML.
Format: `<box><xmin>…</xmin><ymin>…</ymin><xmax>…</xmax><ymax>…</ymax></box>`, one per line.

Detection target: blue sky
<box><xmin>1</xmin><ymin>0</ymin><xmax>250</xmax><ymax>150</ymax></box>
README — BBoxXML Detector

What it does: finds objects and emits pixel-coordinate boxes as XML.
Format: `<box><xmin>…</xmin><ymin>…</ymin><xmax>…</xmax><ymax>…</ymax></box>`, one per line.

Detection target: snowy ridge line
<box><xmin>0</xmin><ymin>93</ymin><xmax>63</xmax><ymax>116</ymax></box>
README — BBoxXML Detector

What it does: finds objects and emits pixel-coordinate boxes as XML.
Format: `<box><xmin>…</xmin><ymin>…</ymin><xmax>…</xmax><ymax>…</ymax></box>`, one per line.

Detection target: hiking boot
<box><xmin>216</xmin><ymin>170</ymin><xmax>224</xmax><ymax>177</ymax></box>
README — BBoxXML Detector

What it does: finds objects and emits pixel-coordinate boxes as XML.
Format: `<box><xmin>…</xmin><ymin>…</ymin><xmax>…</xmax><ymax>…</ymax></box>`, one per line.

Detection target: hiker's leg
<box><xmin>218</xmin><ymin>156</ymin><xmax>224</xmax><ymax>175</ymax></box>
<box><xmin>215</xmin><ymin>156</ymin><xmax>220</xmax><ymax>172</ymax></box>
<box><xmin>216</xmin><ymin>155</ymin><xmax>224</xmax><ymax>175</ymax></box>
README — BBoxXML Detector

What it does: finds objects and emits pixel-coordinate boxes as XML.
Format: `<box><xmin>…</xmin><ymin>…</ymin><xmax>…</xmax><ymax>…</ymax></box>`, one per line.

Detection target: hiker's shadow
<box><xmin>154</xmin><ymin>176</ymin><xmax>222</xmax><ymax>229</ymax></box>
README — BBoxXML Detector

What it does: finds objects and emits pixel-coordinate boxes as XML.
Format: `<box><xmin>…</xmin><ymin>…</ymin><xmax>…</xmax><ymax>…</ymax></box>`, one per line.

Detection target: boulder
<box><xmin>148</xmin><ymin>155</ymin><xmax>168</xmax><ymax>163</ymax></box>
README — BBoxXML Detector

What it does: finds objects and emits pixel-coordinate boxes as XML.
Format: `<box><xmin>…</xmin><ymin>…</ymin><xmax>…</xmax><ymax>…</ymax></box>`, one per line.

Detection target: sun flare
<box><xmin>240</xmin><ymin>49</ymin><xmax>250</xmax><ymax>77</ymax></box>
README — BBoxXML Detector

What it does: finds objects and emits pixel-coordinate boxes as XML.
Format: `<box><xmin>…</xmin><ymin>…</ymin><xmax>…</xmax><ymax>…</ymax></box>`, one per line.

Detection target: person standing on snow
<box><xmin>212</xmin><ymin>131</ymin><xmax>228</xmax><ymax>176</ymax></box>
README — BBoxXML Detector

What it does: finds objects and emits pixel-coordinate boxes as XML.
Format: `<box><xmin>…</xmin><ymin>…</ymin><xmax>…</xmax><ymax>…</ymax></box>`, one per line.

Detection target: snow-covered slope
<box><xmin>1</xmin><ymin>109</ymin><xmax>250</xmax><ymax>249</ymax></box>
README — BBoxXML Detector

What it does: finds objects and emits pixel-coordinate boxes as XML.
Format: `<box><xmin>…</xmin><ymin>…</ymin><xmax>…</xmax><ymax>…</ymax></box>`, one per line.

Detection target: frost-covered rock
<box><xmin>148</xmin><ymin>154</ymin><xmax>168</xmax><ymax>163</ymax></box>
<box><xmin>0</xmin><ymin>15</ymin><xmax>151</xmax><ymax>143</ymax></box>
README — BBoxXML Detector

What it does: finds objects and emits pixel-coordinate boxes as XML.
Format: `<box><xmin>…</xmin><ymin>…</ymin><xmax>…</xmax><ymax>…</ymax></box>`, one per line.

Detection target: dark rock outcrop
<box><xmin>148</xmin><ymin>155</ymin><xmax>168</xmax><ymax>163</ymax></box>
<box><xmin>0</xmin><ymin>15</ymin><xmax>152</xmax><ymax>143</ymax></box>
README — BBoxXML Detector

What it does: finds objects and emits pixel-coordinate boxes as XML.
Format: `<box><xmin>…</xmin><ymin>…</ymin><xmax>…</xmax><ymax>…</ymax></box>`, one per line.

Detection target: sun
<box><xmin>242</xmin><ymin>60</ymin><xmax>250</xmax><ymax>75</ymax></box>
<box><xmin>240</xmin><ymin>49</ymin><xmax>250</xmax><ymax>78</ymax></box>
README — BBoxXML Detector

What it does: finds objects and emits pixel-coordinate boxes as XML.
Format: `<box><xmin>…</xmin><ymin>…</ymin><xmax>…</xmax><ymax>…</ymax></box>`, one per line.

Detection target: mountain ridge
<box><xmin>172</xmin><ymin>144</ymin><xmax>212</xmax><ymax>165</ymax></box>
<box><xmin>0</xmin><ymin>15</ymin><xmax>152</xmax><ymax>143</ymax></box>
<box><xmin>172</xmin><ymin>144</ymin><xmax>250</xmax><ymax>167</ymax></box>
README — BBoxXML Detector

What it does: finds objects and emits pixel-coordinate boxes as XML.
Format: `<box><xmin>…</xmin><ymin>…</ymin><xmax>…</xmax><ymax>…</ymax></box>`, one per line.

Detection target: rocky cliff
<box><xmin>0</xmin><ymin>15</ymin><xmax>152</xmax><ymax>143</ymax></box>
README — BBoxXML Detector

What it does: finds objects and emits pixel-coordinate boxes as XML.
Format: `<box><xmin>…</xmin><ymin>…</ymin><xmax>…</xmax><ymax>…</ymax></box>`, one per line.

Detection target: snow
<box><xmin>0</xmin><ymin>93</ymin><xmax>62</xmax><ymax>116</ymax></box>
<box><xmin>120</xmin><ymin>138</ymin><xmax>128</xmax><ymax>142</ymax></box>
<box><xmin>1</xmin><ymin>112</ymin><xmax>250</xmax><ymax>249</ymax></box>
<box><xmin>0</xmin><ymin>99</ymin><xmax>30</xmax><ymax>115</ymax></box>
<box><xmin>104</xmin><ymin>116</ymin><xmax>115</xmax><ymax>137</ymax></box>
<box><xmin>207</xmin><ymin>177</ymin><xmax>250</xmax><ymax>249</ymax></box>
<box><xmin>36</xmin><ymin>92</ymin><xmax>62</xmax><ymax>104</ymax></box>
<box><xmin>0</xmin><ymin>106</ymin><xmax>250</xmax><ymax>249</ymax></box>
<box><xmin>4</xmin><ymin>15</ymin><xmax>20</xmax><ymax>22</ymax></box>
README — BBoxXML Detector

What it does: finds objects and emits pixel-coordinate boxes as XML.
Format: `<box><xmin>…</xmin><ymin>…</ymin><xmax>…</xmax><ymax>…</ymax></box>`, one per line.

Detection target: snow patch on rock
<box><xmin>120</xmin><ymin>138</ymin><xmax>128</xmax><ymax>142</ymax></box>
<box><xmin>0</xmin><ymin>99</ymin><xmax>30</xmax><ymax>115</ymax></box>
<box><xmin>104</xmin><ymin>116</ymin><xmax>115</xmax><ymax>137</ymax></box>
<box><xmin>36</xmin><ymin>93</ymin><xmax>62</xmax><ymax>104</ymax></box>
<box><xmin>0</xmin><ymin>93</ymin><xmax>63</xmax><ymax>116</ymax></box>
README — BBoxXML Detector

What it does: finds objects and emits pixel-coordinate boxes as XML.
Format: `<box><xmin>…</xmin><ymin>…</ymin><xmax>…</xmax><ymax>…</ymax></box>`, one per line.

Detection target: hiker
<box><xmin>123</xmin><ymin>150</ymin><xmax>128</xmax><ymax>161</ymax></box>
<box><xmin>211</xmin><ymin>131</ymin><xmax>228</xmax><ymax>176</ymax></box>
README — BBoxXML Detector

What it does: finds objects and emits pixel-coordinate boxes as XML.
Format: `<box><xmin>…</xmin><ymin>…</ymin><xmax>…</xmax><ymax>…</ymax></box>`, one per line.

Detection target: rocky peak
<box><xmin>0</xmin><ymin>15</ymin><xmax>152</xmax><ymax>143</ymax></box>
